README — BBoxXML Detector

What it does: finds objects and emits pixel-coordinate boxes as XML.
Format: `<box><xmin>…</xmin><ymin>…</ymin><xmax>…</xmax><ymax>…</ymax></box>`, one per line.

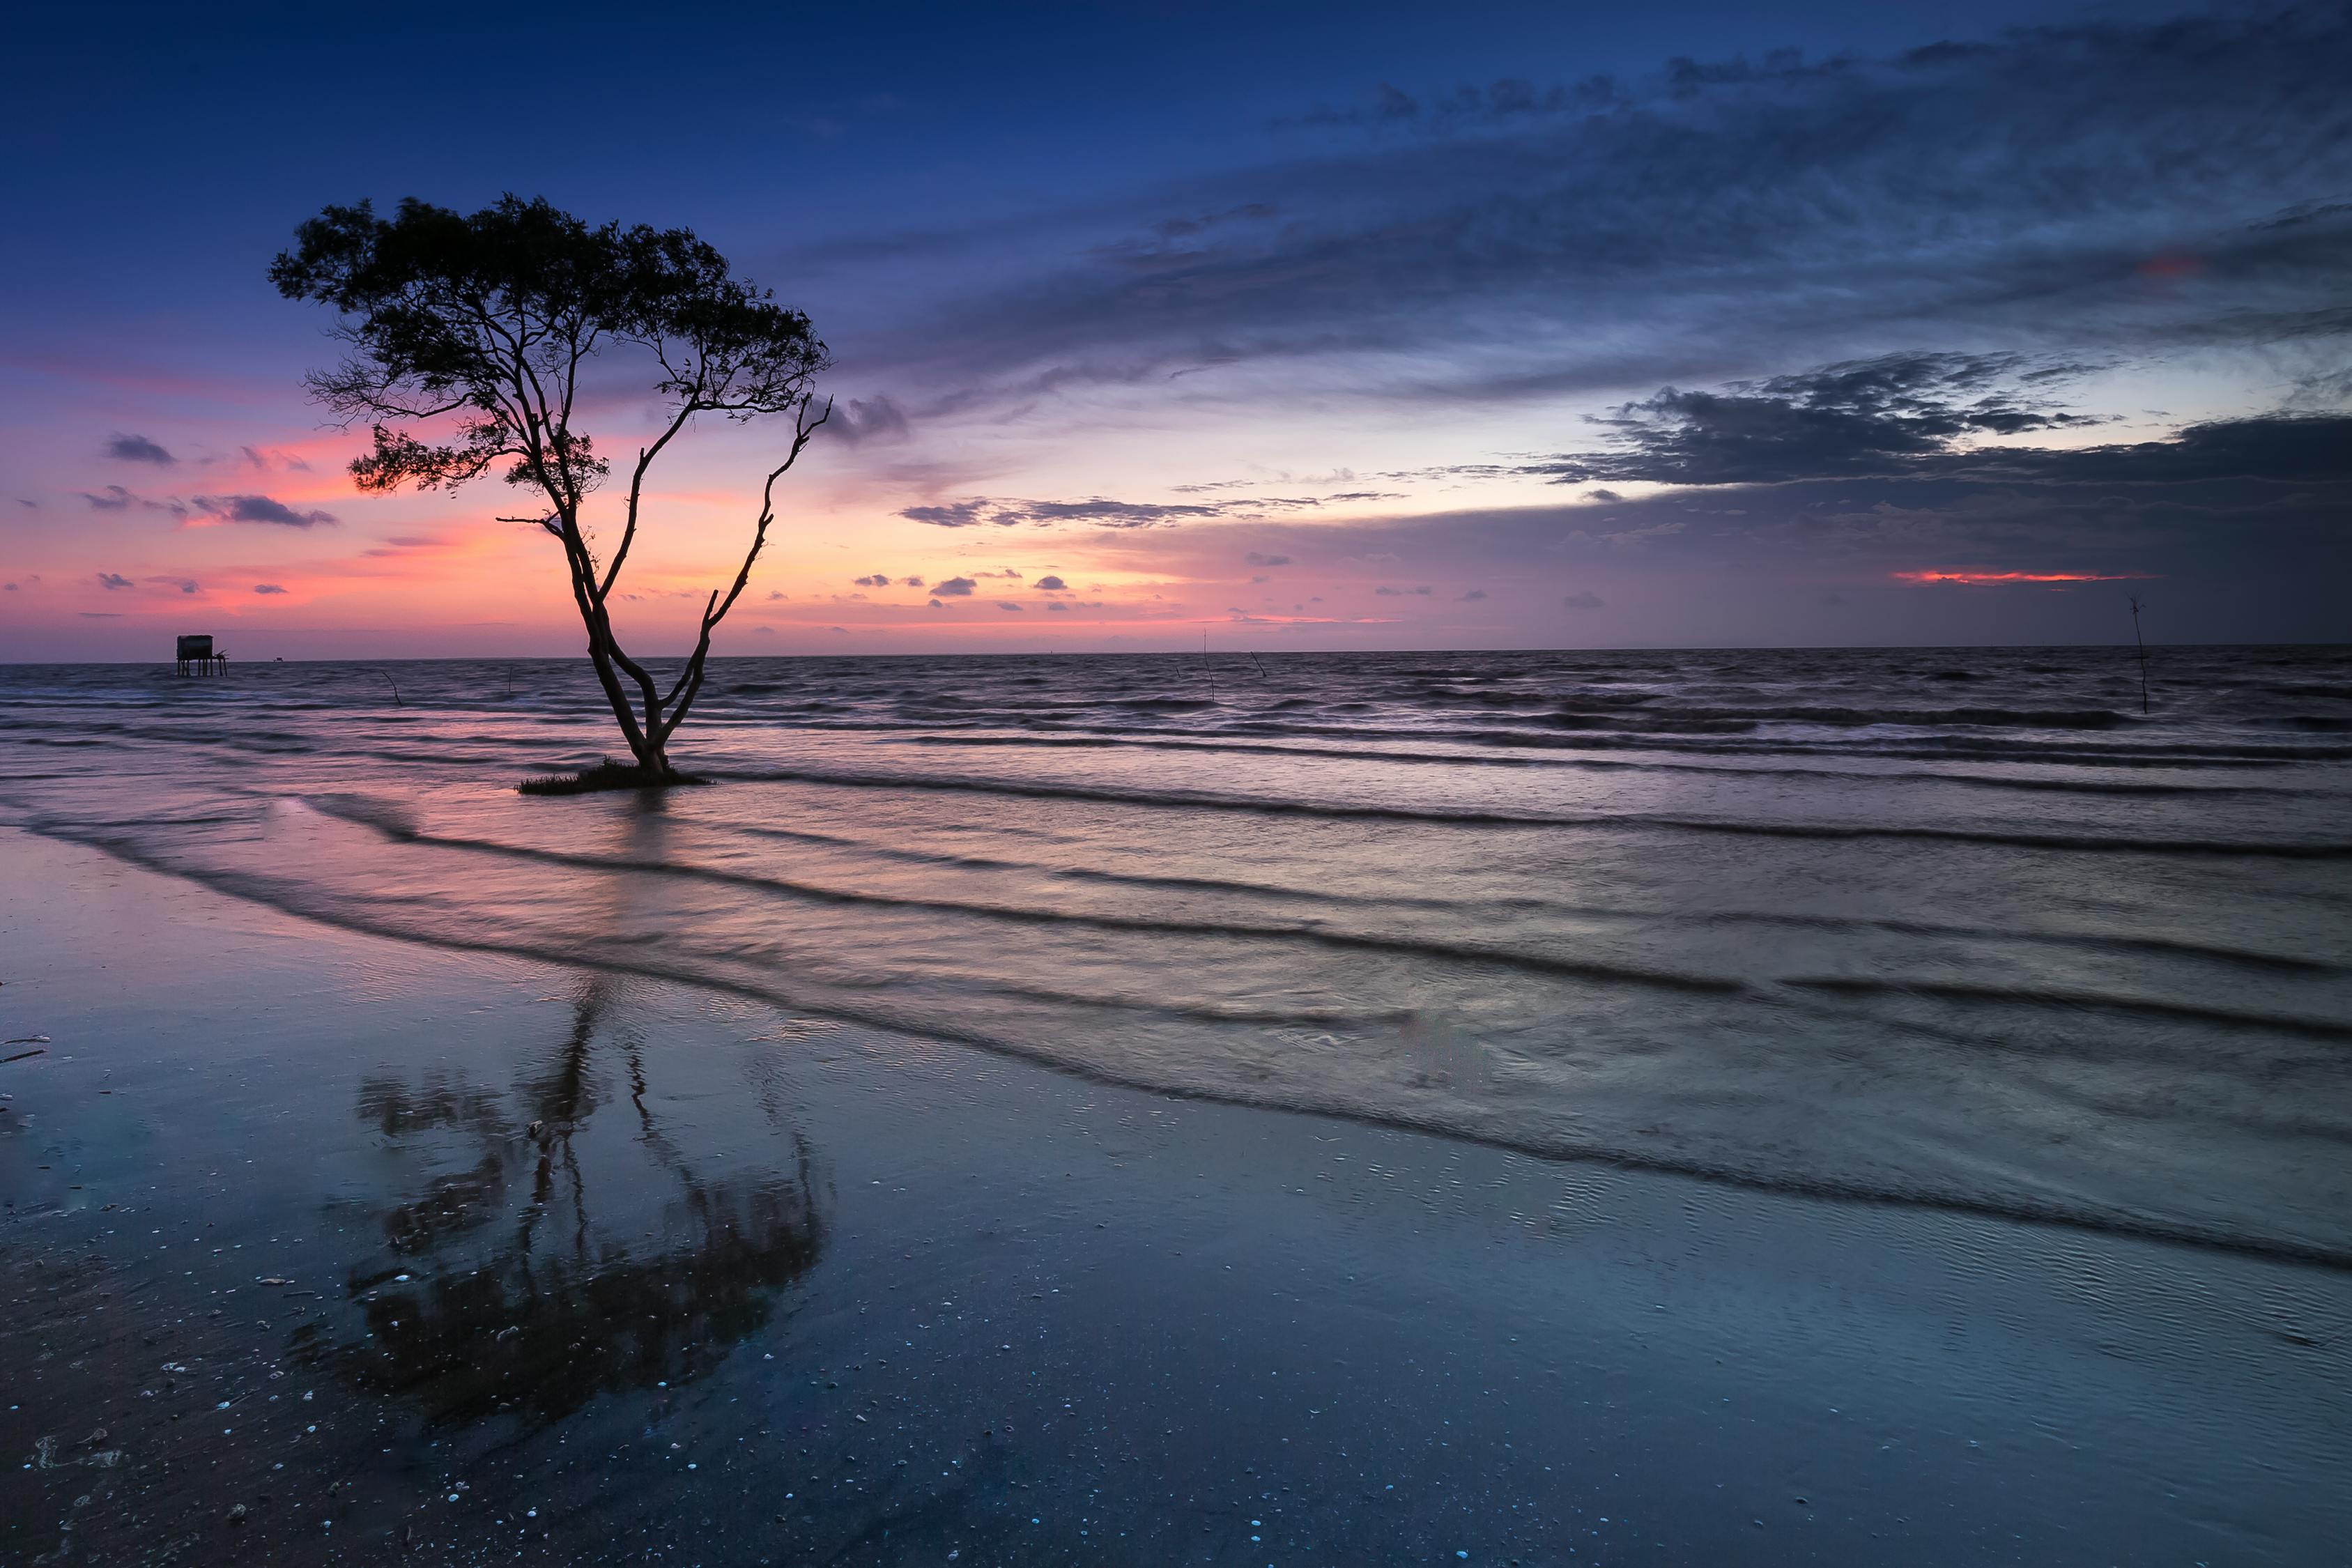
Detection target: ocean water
<box><xmin>4</xmin><ymin>644</ymin><xmax>2348</xmax><ymax>1264</ymax></box>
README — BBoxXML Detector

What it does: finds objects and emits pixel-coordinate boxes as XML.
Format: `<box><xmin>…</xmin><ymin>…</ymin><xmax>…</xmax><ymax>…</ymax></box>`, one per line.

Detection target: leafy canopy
<box><xmin>269</xmin><ymin>195</ymin><xmax>829</xmax><ymax>509</ymax></box>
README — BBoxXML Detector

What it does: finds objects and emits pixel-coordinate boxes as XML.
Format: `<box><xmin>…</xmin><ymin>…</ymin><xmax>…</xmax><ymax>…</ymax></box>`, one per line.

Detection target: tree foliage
<box><xmin>272</xmin><ymin>195</ymin><xmax>830</xmax><ymax>778</ymax></box>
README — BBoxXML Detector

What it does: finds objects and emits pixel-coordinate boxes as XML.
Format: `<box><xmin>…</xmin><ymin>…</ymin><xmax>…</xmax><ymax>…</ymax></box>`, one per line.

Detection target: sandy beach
<box><xmin>5</xmin><ymin>823</ymin><xmax>2346</xmax><ymax>1565</ymax></box>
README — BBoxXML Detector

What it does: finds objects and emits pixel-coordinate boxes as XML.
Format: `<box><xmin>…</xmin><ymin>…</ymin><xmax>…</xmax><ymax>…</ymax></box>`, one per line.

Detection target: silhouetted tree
<box><xmin>272</xmin><ymin>196</ymin><xmax>831</xmax><ymax>781</ymax></box>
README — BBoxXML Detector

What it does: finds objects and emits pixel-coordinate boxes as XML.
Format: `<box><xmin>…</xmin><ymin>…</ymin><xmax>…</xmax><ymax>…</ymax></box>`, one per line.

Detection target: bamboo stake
<box><xmin>2128</xmin><ymin>595</ymin><xmax>2150</xmax><ymax>715</ymax></box>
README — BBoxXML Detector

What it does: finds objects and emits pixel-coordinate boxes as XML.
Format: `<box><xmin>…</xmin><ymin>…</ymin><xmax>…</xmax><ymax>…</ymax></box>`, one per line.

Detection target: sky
<box><xmin>3</xmin><ymin>0</ymin><xmax>2347</xmax><ymax>660</ymax></box>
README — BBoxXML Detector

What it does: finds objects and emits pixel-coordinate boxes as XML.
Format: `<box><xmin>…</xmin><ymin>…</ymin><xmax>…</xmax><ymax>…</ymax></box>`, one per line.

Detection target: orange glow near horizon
<box><xmin>1892</xmin><ymin>569</ymin><xmax>2156</xmax><ymax>586</ymax></box>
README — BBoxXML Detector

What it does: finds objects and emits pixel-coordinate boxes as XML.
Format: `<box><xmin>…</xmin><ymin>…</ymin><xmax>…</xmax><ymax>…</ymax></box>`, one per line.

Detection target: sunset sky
<box><xmin>4</xmin><ymin>0</ymin><xmax>2347</xmax><ymax>661</ymax></box>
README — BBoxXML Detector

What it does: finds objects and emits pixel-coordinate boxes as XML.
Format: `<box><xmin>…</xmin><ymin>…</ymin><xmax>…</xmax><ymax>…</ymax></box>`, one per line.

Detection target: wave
<box><xmin>713</xmin><ymin>821</ymin><xmax>2341</xmax><ymax>976</ymax></box>
<box><xmin>709</xmin><ymin>766</ymin><xmax>2352</xmax><ymax>857</ymax></box>
<box><xmin>32</xmin><ymin>819</ymin><xmax>2352</xmax><ymax>1273</ymax></box>
<box><xmin>1785</xmin><ymin>976</ymin><xmax>2352</xmax><ymax>1043</ymax></box>
<box><xmin>894</xmin><ymin>732</ymin><xmax>2306</xmax><ymax>797</ymax></box>
<box><xmin>277</xmin><ymin>802</ymin><xmax>1751</xmax><ymax>997</ymax></box>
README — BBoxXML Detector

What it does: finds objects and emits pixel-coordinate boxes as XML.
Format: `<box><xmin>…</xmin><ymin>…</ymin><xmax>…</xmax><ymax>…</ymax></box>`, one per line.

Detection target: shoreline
<box><xmin>3</xmin><ymin>825</ymin><xmax>2347</xmax><ymax>1564</ymax></box>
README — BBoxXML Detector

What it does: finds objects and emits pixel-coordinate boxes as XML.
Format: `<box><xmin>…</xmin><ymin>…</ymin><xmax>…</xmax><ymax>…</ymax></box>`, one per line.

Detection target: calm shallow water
<box><xmin>2</xmin><ymin>646</ymin><xmax>2349</xmax><ymax>1263</ymax></box>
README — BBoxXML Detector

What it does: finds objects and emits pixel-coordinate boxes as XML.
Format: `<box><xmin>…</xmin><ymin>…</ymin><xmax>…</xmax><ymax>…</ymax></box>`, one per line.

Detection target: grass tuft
<box><xmin>516</xmin><ymin>758</ymin><xmax>712</xmax><ymax>796</ymax></box>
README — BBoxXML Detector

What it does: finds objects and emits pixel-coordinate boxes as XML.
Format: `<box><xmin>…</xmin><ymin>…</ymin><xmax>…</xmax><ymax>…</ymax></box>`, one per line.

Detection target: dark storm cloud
<box><xmin>192</xmin><ymin>493</ymin><xmax>338</xmax><ymax>528</ymax></box>
<box><xmin>105</xmin><ymin>432</ymin><xmax>175</xmax><ymax>465</ymax></box>
<box><xmin>1536</xmin><ymin>352</ymin><xmax>2093</xmax><ymax>484</ymax></box>
<box><xmin>843</xmin><ymin>6</ymin><xmax>2352</xmax><ymax>408</ymax></box>
<box><xmin>1534</xmin><ymin>354</ymin><xmax>2352</xmax><ymax>488</ymax></box>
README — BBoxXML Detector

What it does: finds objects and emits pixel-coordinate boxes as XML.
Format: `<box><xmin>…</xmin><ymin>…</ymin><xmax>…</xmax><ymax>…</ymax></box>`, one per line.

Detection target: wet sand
<box><xmin>2</xmin><ymin>825</ymin><xmax>2346</xmax><ymax>1565</ymax></box>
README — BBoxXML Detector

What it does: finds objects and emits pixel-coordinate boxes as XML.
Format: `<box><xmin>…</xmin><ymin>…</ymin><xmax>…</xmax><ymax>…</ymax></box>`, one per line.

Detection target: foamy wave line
<box><xmin>709</xmin><ymin>766</ymin><xmax>2352</xmax><ymax>858</ymax></box>
<box><xmin>711</xmin><ymin>822</ymin><xmax>2342</xmax><ymax>976</ymax></box>
<box><xmin>893</xmin><ymin>731</ymin><xmax>2309</xmax><ymax>798</ymax></box>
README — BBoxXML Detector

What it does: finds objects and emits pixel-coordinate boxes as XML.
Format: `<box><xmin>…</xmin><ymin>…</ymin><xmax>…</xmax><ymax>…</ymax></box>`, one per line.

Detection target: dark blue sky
<box><xmin>5</xmin><ymin>1</ymin><xmax>2346</xmax><ymax>656</ymax></box>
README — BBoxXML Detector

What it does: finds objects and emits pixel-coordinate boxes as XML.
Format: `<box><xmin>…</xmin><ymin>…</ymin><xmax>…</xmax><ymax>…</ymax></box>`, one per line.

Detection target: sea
<box><xmin>4</xmin><ymin>643</ymin><xmax>2348</xmax><ymax>1266</ymax></box>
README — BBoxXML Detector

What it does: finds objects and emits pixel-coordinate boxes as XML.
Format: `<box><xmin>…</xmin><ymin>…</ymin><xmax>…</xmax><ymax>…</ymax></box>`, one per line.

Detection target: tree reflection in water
<box><xmin>291</xmin><ymin>979</ymin><xmax>827</xmax><ymax>1427</ymax></box>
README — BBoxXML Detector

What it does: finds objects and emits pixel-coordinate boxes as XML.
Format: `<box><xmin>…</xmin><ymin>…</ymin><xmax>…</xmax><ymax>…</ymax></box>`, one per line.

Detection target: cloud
<box><xmin>836</xmin><ymin>8</ymin><xmax>2352</xmax><ymax>421</ymax></box>
<box><xmin>253</xmin><ymin>583</ymin><xmax>287</xmax><ymax>594</ymax></box>
<box><xmin>1047</xmin><ymin>600</ymin><xmax>1069</xmax><ymax>611</ymax></box>
<box><xmin>900</xmin><ymin>501</ymin><xmax>992</xmax><ymax>528</ymax></box>
<box><xmin>824</xmin><ymin>394</ymin><xmax>912</xmax><ymax>445</ymax></box>
<box><xmin>1562</xmin><ymin>590</ymin><xmax>1606</xmax><ymax>609</ymax></box>
<box><xmin>933</xmin><ymin>576</ymin><xmax>976</xmax><ymax>596</ymax></box>
<box><xmin>97</xmin><ymin>571</ymin><xmax>132</xmax><ymax>590</ymax></box>
<box><xmin>902</xmin><ymin>576</ymin><xmax>925</xmax><ymax>587</ymax></box>
<box><xmin>1574</xmin><ymin>518</ymin><xmax>1686</xmax><ymax>548</ymax></box>
<box><xmin>238</xmin><ymin>445</ymin><xmax>311</xmax><ymax>472</ymax></box>
<box><xmin>1891</xmin><ymin>569</ymin><xmax>2153</xmax><ymax>586</ymax></box>
<box><xmin>852</xmin><ymin>573</ymin><xmax>891</xmax><ymax>587</ymax></box>
<box><xmin>1034</xmin><ymin>574</ymin><xmax>1067</xmax><ymax>590</ymax></box>
<box><xmin>1244</xmin><ymin>552</ymin><xmax>1292</xmax><ymax>566</ymax></box>
<box><xmin>1375</xmin><ymin>585</ymin><xmax>1435</xmax><ymax>596</ymax></box>
<box><xmin>995</xmin><ymin>600</ymin><xmax>1024</xmax><ymax>611</ymax></box>
<box><xmin>899</xmin><ymin>491</ymin><xmax>1386</xmax><ymax>530</ymax></box>
<box><xmin>144</xmin><ymin>576</ymin><xmax>199</xmax><ymax>594</ymax></box>
<box><xmin>192</xmin><ymin>493</ymin><xmax>338</xmax><ymax>528</ymax></box>
<box><xmin>1460</xmin><ymin>588</ymin><xmax>1488</xmax><ymax>601</ymax></box>
<box><xmin>105</xmin><ymin>432</ymin><xmax>175</xmax><ymax>465</ymax></box>
<box><xmin>1535</xmin><ymin>353</ymin><xmax>2096</xmax><ymax>486</ymax></box>
<box><xmin>1536</xmin><ymin>354</ymin><xmax>2352</xmax><ymax>489</ymax></box>
<box><xmin>81</xmin><ymin>485</ymin><xmax>137</xmax><ymax>511</ymax></box>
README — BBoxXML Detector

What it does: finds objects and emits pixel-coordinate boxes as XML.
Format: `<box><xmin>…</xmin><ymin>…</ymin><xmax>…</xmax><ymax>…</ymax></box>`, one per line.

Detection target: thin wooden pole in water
<box><xmin>2128</xmin><ymin>596</ymin><xmax>2150</xmax><ymax>714</ymax></box>
<box><xmin>1203</xmin><ymin>629</ymin><xmax>1215</xmax><ymax>700</ymax></box>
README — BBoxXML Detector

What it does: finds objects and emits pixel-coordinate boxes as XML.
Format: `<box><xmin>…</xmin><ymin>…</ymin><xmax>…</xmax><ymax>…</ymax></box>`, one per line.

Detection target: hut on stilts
<box><xmin>174</xmin><ymin>634</ymin><xmax>228</xmax><ymax>675</ymax></box>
